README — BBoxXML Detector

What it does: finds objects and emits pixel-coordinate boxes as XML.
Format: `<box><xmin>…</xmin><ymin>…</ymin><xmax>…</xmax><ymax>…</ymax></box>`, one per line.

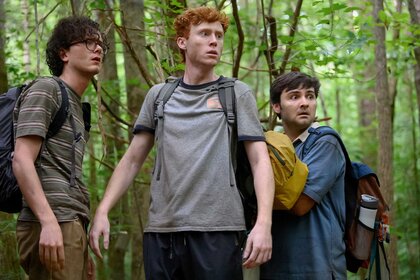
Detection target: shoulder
<box><xmin>26</xmin><ymin>77</ymin><xmax>59</xmax><ymax>93</ymax></box>
<box><xmin>20</xmin><ymin>77</ymin><xmax>61</xmax><ymax>103</ymax></box>
<box><xmin>232</xmin><ymin>79</ymin><xmax>252</xmax><ymax>94</ymax></box>
<box><xmin>309</xmin><ymin>126</ymin><xmax>342</xmax><ymax>146</ymax></box>
<box><xmin>146</xmin><ymin>82</ymin><xmax>168</xmax><ymax>100</ymax></box>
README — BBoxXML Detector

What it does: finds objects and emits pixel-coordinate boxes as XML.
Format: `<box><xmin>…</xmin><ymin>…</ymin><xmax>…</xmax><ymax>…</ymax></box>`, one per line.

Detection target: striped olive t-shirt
<box><xmin>13</xmin><ymin>77</ymin><xmax>90</xmax><ymax>224</ymax></box>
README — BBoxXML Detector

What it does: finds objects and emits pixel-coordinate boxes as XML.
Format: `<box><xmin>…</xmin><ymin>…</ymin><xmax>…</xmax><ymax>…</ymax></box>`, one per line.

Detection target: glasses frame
<box><xmin>69</xmin><ymin>39</ymin><xmax>108</xmax><ymax>55</ymax></box>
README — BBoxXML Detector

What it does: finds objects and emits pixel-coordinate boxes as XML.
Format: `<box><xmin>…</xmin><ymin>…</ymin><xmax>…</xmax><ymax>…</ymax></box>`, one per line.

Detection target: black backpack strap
<box><xmin>218</xmin><ymin>77</ymin><xmax>237</xmax><ymax>126</ymax></box>
<box><xmin>154</xmin><ymin>77</ymin><xmax>181</xmax><ymax>180</ymax></box>
<box><xmin>302</xmin><ymin>126</ymin><xmax>351</xmax><ymax>164</ymax></box>
<box><xmin>218</xmin><ymin>77</ymin><xmax>237</xmax><ymax>186</ymax></box>
<box><xmin>47</xmin><ymin>77</ymin><xmax>70</xmax><ymax>139</ymax></box>
<box><xmin>82</xmin><ymin>102</ymin><xmax>92</xmax><ymax>132</ymax></box>
<box><xmin>47</xmin><ymin>77</ymin><xmax>79</xmax><ymax>188</ymax></box>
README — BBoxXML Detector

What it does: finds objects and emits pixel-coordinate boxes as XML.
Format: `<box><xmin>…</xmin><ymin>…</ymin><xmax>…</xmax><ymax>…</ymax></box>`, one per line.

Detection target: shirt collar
<box><xmin>293</xmin><ymin>122</ymin><xmax>320</xmax><ymax>144</ymax></box>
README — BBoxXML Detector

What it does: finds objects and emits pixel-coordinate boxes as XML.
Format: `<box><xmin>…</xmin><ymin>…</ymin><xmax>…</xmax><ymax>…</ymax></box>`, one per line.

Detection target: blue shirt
<box><xmin>260</xmin><ymin>124</ymin><xmax>347</xmax><ymax>280</ymax></box>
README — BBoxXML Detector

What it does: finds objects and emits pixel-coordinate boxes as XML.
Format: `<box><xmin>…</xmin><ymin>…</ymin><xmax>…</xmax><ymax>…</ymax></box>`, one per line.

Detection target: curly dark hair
<box><xmin>46</xmin><ymin>16</ymin><xmax>108</xmax><ymax>76</ymax></box>
<box><xmin>270</xmin><ymin>71</ymin><xmax>321</xmax><ymax>105</ymax></box>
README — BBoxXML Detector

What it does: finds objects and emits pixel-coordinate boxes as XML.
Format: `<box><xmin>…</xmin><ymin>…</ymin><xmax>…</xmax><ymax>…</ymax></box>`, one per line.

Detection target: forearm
<box><xmin>96</xmin><ymin>132</ymin><xmax>153</xmax><ymax>215</ymax></box>
<box><xmin>253</xmin><ymin>161</ymin><xmax>275</xmax><ymax>226</ymax></box>
<box><xmin>95</xmin><ymin>157</ymin><xmax>142</xmax><ymax>214</ymax></box>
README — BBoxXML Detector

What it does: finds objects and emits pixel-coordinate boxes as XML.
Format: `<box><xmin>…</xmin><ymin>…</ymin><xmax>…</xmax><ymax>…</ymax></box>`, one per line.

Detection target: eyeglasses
<box><xmin>69</xmin><ymin>39</ymin><xmax>108</xmax><ymax>55</ymax></box>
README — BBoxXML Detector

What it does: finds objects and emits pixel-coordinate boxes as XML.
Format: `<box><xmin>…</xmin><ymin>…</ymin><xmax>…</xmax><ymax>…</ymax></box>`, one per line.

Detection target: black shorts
<box><xmin>143</xmin><ymin>231</ymin><xmax>245</xmax><ymax>280</ymax></box>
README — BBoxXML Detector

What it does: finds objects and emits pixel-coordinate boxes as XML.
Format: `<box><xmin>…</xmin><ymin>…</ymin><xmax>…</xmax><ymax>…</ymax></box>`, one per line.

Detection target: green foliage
<box><xmin>2</xmin><ymin>0</ymin><xmax>419</xmax><ymax>278</ymax></box>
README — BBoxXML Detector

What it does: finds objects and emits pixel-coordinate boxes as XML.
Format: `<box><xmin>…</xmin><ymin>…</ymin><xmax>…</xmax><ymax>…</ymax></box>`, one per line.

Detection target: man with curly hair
<box><xmin>89</xmin><ymin>6</ymin><xmax>274</xmax><ymax>280</ymax></box>
<box><xmin>13</xmin><ymin>15</ymin><xmax>107</xmax><ymax>279</ymax></box>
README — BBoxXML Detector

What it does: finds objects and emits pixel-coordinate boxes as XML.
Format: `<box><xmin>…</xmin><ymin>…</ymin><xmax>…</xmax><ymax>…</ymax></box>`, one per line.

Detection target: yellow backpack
<box><xmin>265</xmin><ymin>131</ymin><xmax>308</xmax><ymax>210</ymax></box>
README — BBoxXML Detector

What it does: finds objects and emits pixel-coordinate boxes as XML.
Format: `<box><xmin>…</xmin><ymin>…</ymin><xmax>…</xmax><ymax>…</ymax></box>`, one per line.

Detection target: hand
<box><xmin>242</xmin><ymin>222</ymin><xmax>272</xmax><ymax>269</ymax></box>
<box><xmin>87</xmin><ymin>254</ymin><xmax>96</xmax><ymax>280</ymax></box>
<box><xmin>89</xmin><ymin>212</ymin><xmax>110</xmax><ymax>259</ymax></box>
<box><xmin>39</xmin><ymin>221</ymin><xmax>65</xmax><ymax>271</ymax></box>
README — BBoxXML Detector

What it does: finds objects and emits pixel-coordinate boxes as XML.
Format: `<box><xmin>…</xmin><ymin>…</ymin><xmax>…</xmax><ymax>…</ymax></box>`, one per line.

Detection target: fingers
<box><xmin>89</xmin><ymin>231</ymin><xmax>103</xmax><ymax>259</ymax></box>
<box><xmin>39</xmin><ymin>241</ymin><xmax>65</xmax><ymax>271</ymax></box>
<box><xmin>88</xmin><ymin>218</ymin><xmax>110</xmax><ymax>259</ymax></box>
<box><xmin>242</xmin><ymin>230</ymin><xmax>272</xmax><ymax>269</ymax></box>
<box><xmin>243</xmin><ymin>246</ymin><xmax>272</xmax><ymax>269</ymax></box>
<box><xmin>87</xmin><ymin>255</ymin><xmax>96</xmax><ymax>280</ymax></box>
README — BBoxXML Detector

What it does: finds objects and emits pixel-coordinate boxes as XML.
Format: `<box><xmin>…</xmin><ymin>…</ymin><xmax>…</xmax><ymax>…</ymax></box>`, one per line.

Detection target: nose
<box><xmin>209</xmin><ymin>34</ymin><xmax>218</xmax><ymax>46</ymax></box>
<box><xmin>300</xmin><ymin>96</ymin><xmax>310</xmax><ymax>107</ymax></box>
<box><xmin>94</xmin><ymin>43</ymin><xmax>103</xmax><ymax>55</ymax></box>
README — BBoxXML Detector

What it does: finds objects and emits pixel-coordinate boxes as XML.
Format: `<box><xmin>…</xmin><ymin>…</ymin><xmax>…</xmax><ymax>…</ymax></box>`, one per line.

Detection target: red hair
<box><xmin>174</xmin><ymin>6</ymin><xmax>229</xmax><ymax>39</ymax></box>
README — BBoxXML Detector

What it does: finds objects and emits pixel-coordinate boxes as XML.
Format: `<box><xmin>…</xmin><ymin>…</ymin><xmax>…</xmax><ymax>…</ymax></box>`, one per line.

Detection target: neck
<box><xmin>283</xmin><ymin>124</ymin><xmax>310</xmax><ymax>142</ymax></box>
<box><xmin>59</xmin><ymin>71</ymin><xmax>92</xmax><ymax>97</ymax></box>
<box><xmin>183</xmin><ymin>63</ymin><xmax>218</xmax><ymax>85</ymax></box>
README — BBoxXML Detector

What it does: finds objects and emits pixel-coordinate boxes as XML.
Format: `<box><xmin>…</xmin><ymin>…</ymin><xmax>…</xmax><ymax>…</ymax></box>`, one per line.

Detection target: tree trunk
<box><xmin>119</xmin><ymin>0</ymin><xmax>149</xmax><ymax>278</ymax></box>
<box><xmin>357</xmin><ymin>64</ymin><xmax>377</xmax><ymax>168</ymax></box>
<box><xmin>93</xmin><ymin>3</ymin><xmax>132</xmax><ymax>279</ymax></box>
<box><xmin>407</xmin><ymin>0</ymin><xmax>420</xmax><ymax>130</ymax></box>
<box><xmin>21</xmin><ymin>0</ymin><xmax>30</xmax><ymax>74</ymax></box>
<box><xmin>0</xmin><ymin>1</ymin><xmax>22</xmax><ymax>278</ymax></box>
<box><xmin>0</xmin><ymin>0</ymin><xmax>7</xmax><ymax>92</ymax></box>
<box><xmin>372</xmin><ymin>0</ymin><xmax>398</xmax><ymax>278</ymax></box>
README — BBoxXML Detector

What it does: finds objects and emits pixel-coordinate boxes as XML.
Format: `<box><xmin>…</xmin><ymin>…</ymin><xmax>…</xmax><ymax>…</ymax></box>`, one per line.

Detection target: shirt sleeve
<box><xmin>132</xmin><ymin>83</ymin><xmax>164</xmax><ymax>135</ymax></box>
<box><xmin>234</xmin><ymin>81</ymin><xmax>265</xmax><ymax>142</ymax></box>
<box><xmin>298</xmin><ymin>135</ymin><xmax>346</xmax><ymax>203</ymax></box>
<box><xmin>15</xmin><ymin>79</ymin><xmax>61</xmax><ymax>139</ymax></box>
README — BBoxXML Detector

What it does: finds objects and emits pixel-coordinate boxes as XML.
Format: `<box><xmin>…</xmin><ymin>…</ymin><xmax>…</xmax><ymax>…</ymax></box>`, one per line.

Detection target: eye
<box><xmin>307</xmin><ymin>93</ymin><xmax>316</xmax><ymax>100</ymax></box>
<box><xmin>86</xmin><ymin>39</ymin><xmax>96</xmax><ymax>49</ymax></box>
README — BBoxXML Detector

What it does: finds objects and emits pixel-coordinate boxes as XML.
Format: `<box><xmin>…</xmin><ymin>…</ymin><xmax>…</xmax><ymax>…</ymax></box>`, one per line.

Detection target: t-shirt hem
<box><xmin>144</xmin><ymin>226</ymin><xmax>245</xmax><ymax>232</ymax></box>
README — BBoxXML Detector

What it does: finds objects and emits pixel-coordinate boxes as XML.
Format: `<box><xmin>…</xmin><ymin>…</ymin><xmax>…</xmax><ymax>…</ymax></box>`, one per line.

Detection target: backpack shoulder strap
<box><xmin>154</xmin><ymin>77</ymin><xmax>182</xmax><ymax>122</ymax></box>
<box><xmin>47</xmin><ymin>76</ymin><xmax>70</xmax><ymax>138</ymax></box>
<box><xmin>217</xmin><ymin>77</ymin><xmax>237</xmax><ymax>126</ymax></box>
<box><xmin>217</xmin><ymin>77</ymin><xmax>237</xmax><ymax>186</ymax></box>
<box><xmin>302</xmin><ymin>126</ymin><xmax>351</xmax><ymax>164</ymax></box>
<box><xmin>153</xmin><ymin>77</ymin><xmax>181</xmax><ymax>181</ymax></box>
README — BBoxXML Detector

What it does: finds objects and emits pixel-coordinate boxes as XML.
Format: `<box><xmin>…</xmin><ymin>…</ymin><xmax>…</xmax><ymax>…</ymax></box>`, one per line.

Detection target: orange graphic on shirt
<box><xmin>207</xmin><ymin>96</ymin><xmax>222</xmax><ymax>109</ymax></box>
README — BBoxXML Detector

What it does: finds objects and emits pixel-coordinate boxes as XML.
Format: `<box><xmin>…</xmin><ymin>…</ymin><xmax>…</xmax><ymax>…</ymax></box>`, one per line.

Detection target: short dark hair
<box><xmin>46</xmin><ymin>16</ymin><xmax>108</xmax><ymax>76</ymax></box>
<box><xmin>270</xmin><ymin>72</ymin><xmax>321</xmax><ymax>104</ymax></box>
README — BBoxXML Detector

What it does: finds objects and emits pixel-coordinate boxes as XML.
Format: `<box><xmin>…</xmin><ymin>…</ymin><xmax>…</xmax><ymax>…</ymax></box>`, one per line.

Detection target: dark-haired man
<box><xmin>13</xmin><ymin>15</ymin><xmax>107</xmax><ymax>279</ymax></box>
<box><xmin>260</xmin><ymin>72</ymin><xmax>346</xmax><ymax>279</ymax></box>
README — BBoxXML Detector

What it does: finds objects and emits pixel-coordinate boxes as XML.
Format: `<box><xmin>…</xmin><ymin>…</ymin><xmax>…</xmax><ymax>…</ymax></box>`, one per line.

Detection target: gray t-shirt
<box><xmin>133</xmin><ymin>77</ymin><xmax>264</xmax><ymax>232</ymax></box>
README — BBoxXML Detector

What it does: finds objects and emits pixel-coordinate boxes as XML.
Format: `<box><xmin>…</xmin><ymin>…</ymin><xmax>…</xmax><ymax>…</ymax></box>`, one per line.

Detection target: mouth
<box><xmin>92</xmin><ymin>57</ymin><xmax>102</xmax><ymax>63</ymax></box>
<box><xmin>207</xmin><ymin>50</ymin><xmax>218</xmax><ymax>57</ymax></box>
<box><xmin>297</xmin><ymin>112</ymin><xmax>310</xmax><ymax>118</ymax></box>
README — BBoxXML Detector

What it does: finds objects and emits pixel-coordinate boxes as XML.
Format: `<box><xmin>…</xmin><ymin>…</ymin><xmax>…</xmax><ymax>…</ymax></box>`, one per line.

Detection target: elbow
<box><xmin>12</xmin><ymin>154</ymin><xmax>23</xmax><ymax>179</ymax></box>
<box><xmin>291</xmin><ymin>206</ymin><xmax>309</xmax><ymax>216</ymax></box>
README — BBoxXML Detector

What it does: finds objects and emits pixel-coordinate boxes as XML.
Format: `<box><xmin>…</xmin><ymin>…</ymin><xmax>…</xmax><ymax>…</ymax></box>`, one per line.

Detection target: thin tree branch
<box><xmin>278</xmin><ymin>0</ymin><xmax>303</xmax><ymax>75</ymax></box>
<box><xmin>231</xmin><ymin>0</ymin><xmax>244</xmax><ymax>78</ymax></box>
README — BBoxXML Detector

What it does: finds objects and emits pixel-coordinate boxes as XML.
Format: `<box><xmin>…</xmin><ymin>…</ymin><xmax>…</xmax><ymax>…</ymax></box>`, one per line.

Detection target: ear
<box><xmin>177</xmin><ymin>37</ymin><xmax>187</xmax><ymax>50</ymax></box>
<box><xmin>272</xmin><ymin>103</ymin><xmax>281</xmax><ymax>114</ymax></box>
<box><xmin>59</xmin><ymin>48</ymin><xmax>69</xmax><ymax>62</ymax></box>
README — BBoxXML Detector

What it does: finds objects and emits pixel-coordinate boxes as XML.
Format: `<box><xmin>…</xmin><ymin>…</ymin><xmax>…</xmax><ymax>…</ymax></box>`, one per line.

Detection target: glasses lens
<box><xmin>85</xmin><ymin>39</ymin><xmax>96</xmax><ymax>51</ymax></box>
<box><xmin>85</xmin><ymin>39</ymin><xmax>108</xmax><ymax>54</ymax></box>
